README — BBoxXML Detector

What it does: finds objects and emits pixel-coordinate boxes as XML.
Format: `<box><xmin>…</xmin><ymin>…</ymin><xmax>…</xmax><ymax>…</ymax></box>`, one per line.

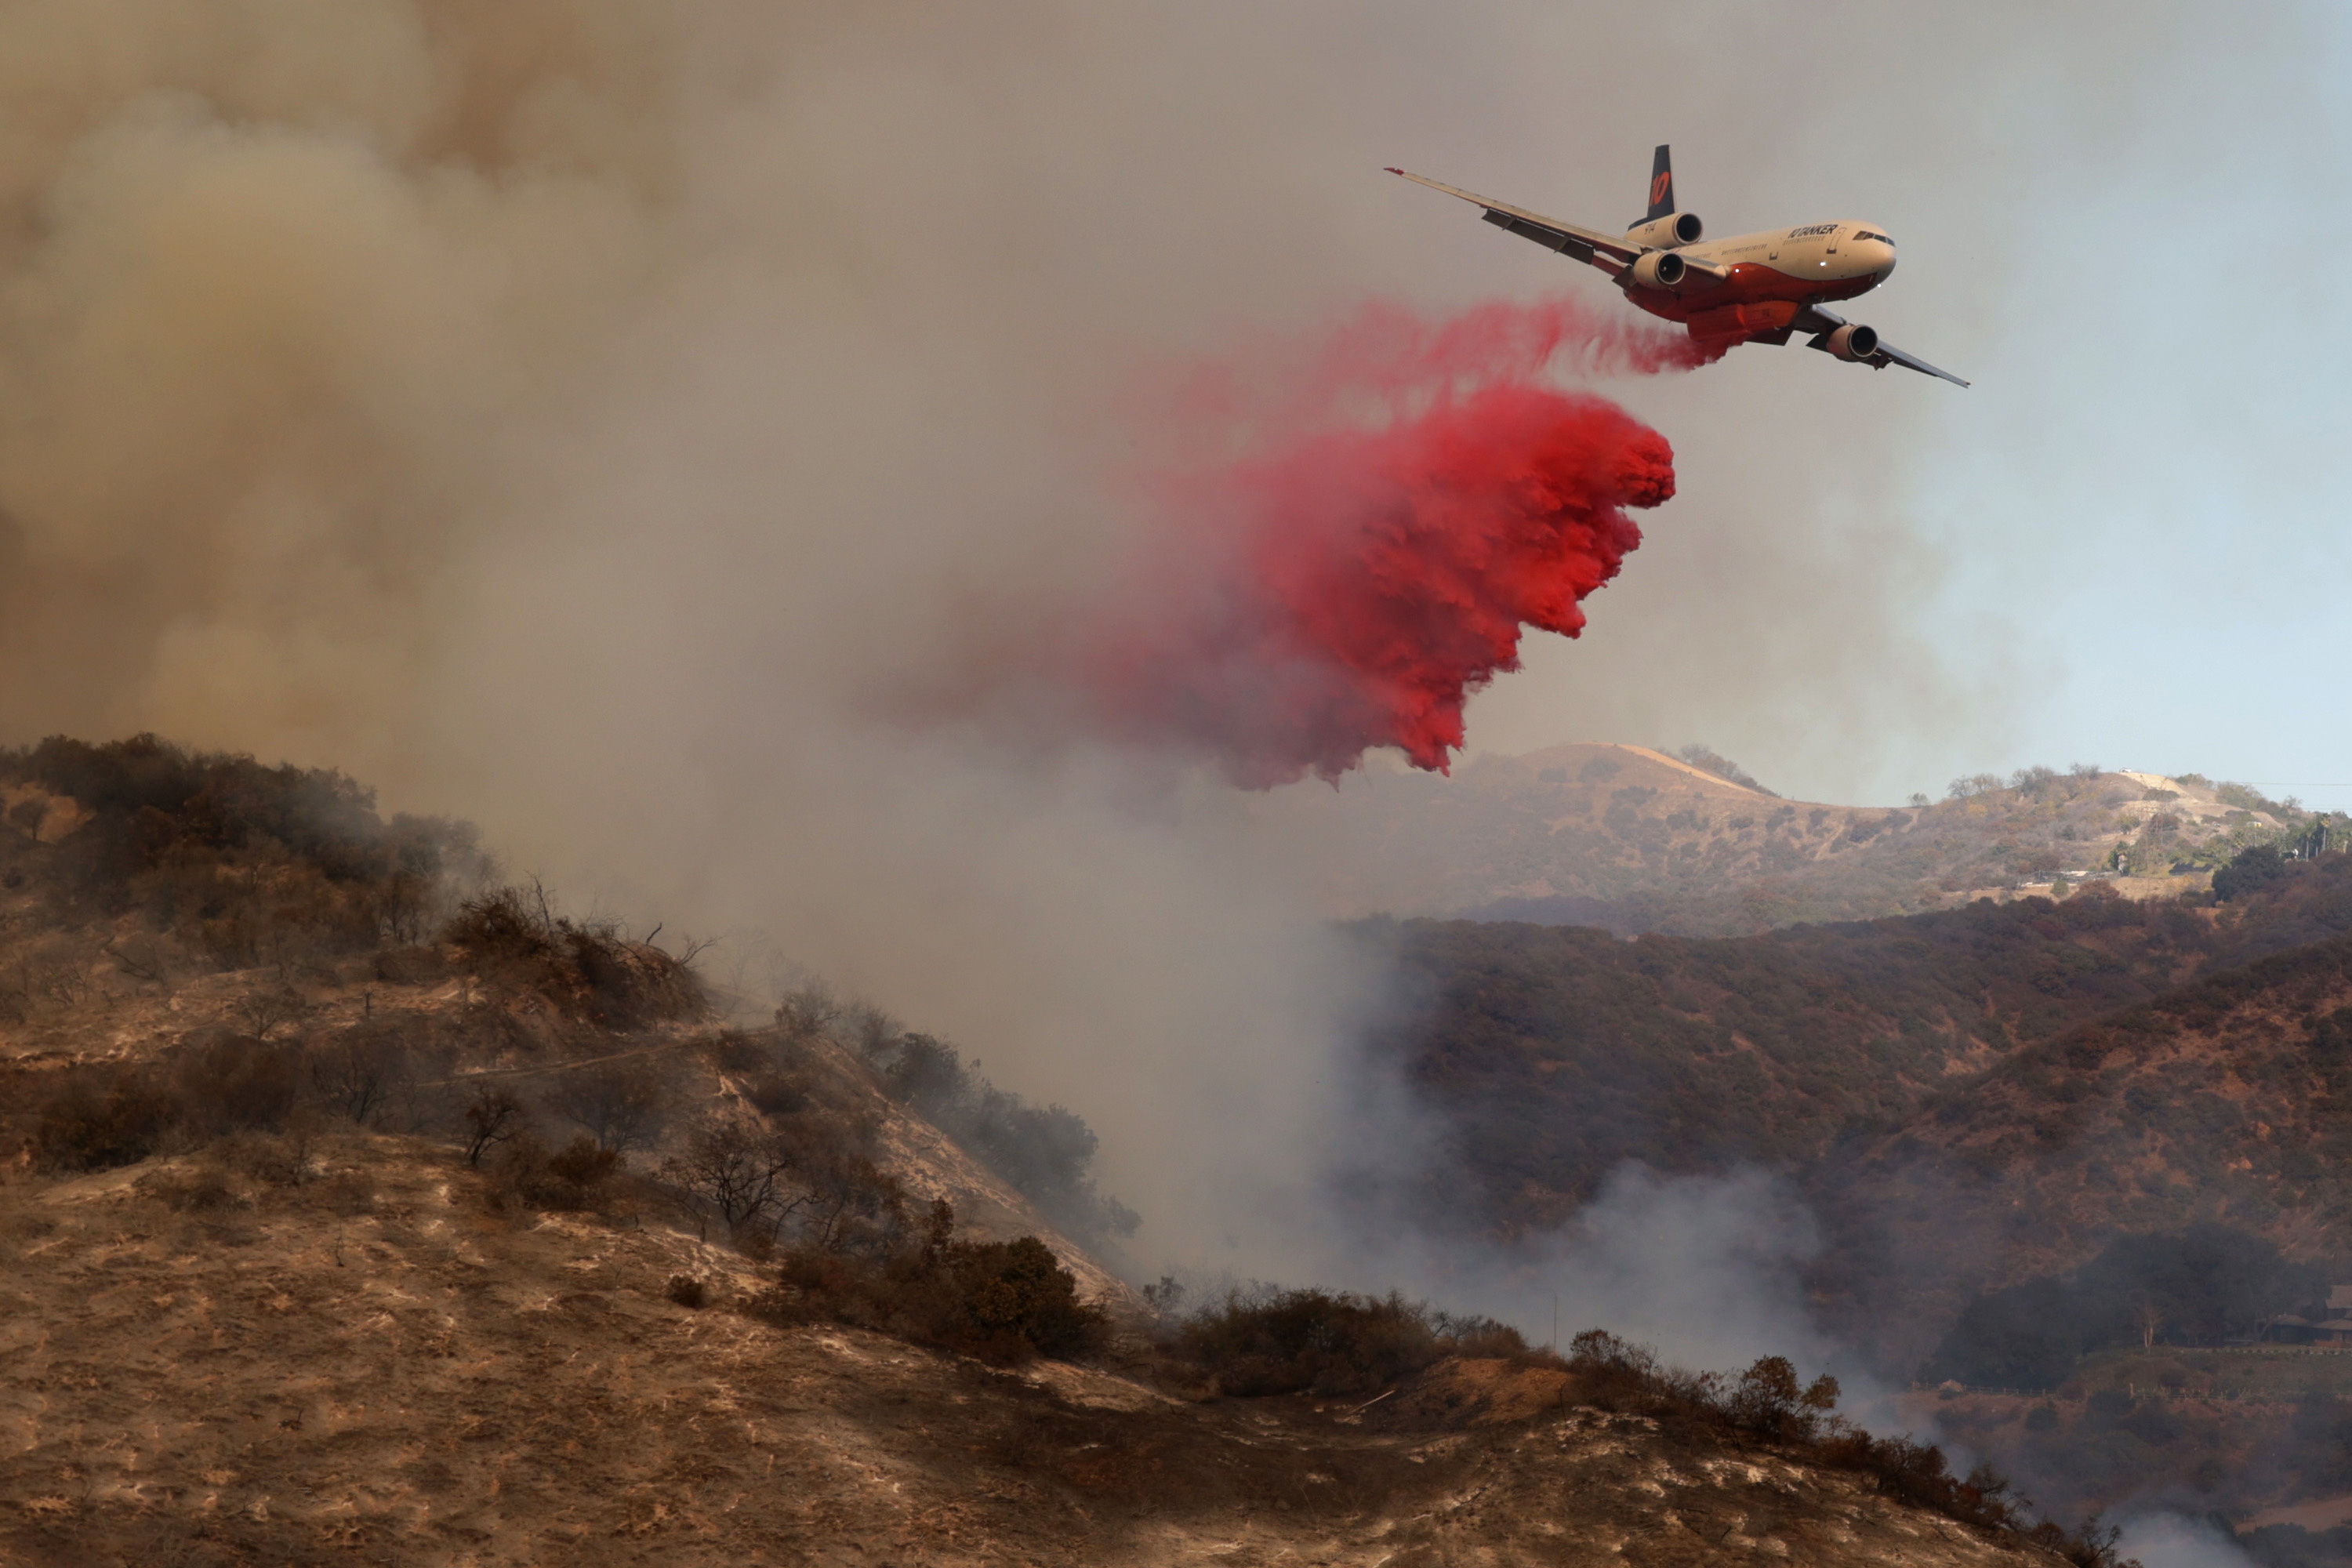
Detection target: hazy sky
<box><xmin>1387</xmin><ymin>3</ymin><xmax>2352</xmax><ymax>808</ymax></box>
<box><xmin>2</xmin><ymin>2</ymin><xmax>2345</xmax><ymax>1280</ymax></box>
<box><xmin>9</xmin><ymin>4</ymin><xmax>2344</xmax><ymax>807</ymax></box>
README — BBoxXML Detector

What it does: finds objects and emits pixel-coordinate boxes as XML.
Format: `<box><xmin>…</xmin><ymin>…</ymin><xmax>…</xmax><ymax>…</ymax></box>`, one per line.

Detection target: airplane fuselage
<box><xmin>1387</xmin><ymin>149</ymin><xmax>1967</xmax><ymax>385</ymax></box>
<box><xmin>1621</xmin><ymin>221</ymin><xmax>1896</xmax><ymax>343</ymax></box>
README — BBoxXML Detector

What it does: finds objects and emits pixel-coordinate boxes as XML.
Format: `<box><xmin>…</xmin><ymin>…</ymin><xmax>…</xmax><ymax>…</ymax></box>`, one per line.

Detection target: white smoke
<box><xmin>2118</xmin><ymin>1513</ymin><xmax>2258</xmax><ymax>1568</ymax></box>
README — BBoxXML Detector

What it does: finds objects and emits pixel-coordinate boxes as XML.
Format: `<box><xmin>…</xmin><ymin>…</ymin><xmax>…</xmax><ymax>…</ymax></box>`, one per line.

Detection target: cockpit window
<box><xmin>1855</xmin><ymin>230</ymin><xmax>1895</xmax><ymax>246</ymax></box>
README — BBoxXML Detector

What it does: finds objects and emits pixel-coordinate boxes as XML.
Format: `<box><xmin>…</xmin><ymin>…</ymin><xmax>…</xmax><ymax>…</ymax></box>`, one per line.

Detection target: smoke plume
<box><xmin>0</xmin><ymin>2</ymin><xmax>2046</xmax><ymax>1356</ymax></box>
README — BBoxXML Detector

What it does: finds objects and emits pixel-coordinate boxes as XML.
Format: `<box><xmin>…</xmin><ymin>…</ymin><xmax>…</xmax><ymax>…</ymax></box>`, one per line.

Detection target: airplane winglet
<box><xmin>1383</xmin><ymin>167</ymin><xmax>1403</xmax><ymax>175</ymax></box>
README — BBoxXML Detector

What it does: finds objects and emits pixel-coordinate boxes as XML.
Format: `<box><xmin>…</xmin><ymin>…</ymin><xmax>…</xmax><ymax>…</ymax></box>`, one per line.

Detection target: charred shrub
<box><xmin>172</xmin><ymin>1034</ymin><xmax>299</xmax><ymax>1137</ymax></box>
<box><xmin>136</xmin><ymin>1163</ymin><xmax>238</xmax><ymax>1212</ymax></box>
<box><xmin>709</xmin><ymin>1028</ymin><xmax>775</xmax><ymax>1075</ymax></box>
<box><xmin>2</xmin><ymin>734</ymin><xmax>481</xmax><ymax>954</ymax></box>
<box><xmin>1565</xmin><ymin>1327</ymin><xmax>1676</xmax><ymax>1411</ymax></box>
<box><xmin>34</xmin><ymin>1065</ymin><xmax>176</xmax><ymax>1170</ymax></box>
<box><xmin>663</xmin><ymin>1107</ymin><xmax>903</xmax><ymax>1254</ymax></box>
<box><xmin>855</xmin><ymin>1028</ymin><xmax>1138</xmax><ymax>1242</ymax></box>
<box><xmin>230</xmin><ymin>984</ymin><xmax>310</xmax><ymax>1037</ymax></box>
<box><xmin>769</xmin><ymin>1207</ymin><xmax>1105</xmax><ymax>1364</ymax></box>
<box><xmin>665</xmin><ymin>1118</ymin><xmax>792</xmax><ymax>1236</ymax></box>
<box><xmin>1173</xmin><ymin>1288</ymin><xmax>1523</xmax><ymax>1398</ymax></box>
<box><xmin>1720</xmin><ymin>1354</ymin><xmax>1842</xmax><ymax>1444</ymax></box>
<box><xmin>545</xmin><ymin>1134</ymin><xmax>619</xmax><ymax>1196</ymax></box>
<box><xmin>544</xmin><ymin>1053</ymin><xmax>670</xmax><ymax>1154</ymax></box>
<box><xmin>484</xmin><ymin>1133</ymin><xmax>621</xmax><ymax>1212</ymax></box>
<box><xmin>315</xmin><ymin>1165</ymin><xmax>379</xmax><ymax>1216</ymax></box>
<box><xmin>460</xmin><ymin>1081</ymin><xmax>526</xmax><ymax>1167</ymax></box>
<box><xmin>1568</xmin><ymin>1330</ymin><xmax>1831</xmax><ymax>1445</ymax></box>
<box><xmin>1566</xmin><ymin>1328</ymin><xmax>2132</xmax><ymax>1568</ymax></box>
<box><xmin>742</xmin><ymin>1069</ymin><xmax>811</xmax><ymax>1116</ymax></box>
<box><xmin>944</xmin><ymin>1235</ymin><xmax>1105</xmax><ymax>1360</ymax></box>
<box><xmin>214</xmin><ymin>1124</ymin><xmax>318</xmax><ymax>1187</ymax></box>
<box><xmin>306</xmin><ymin>1029</ymin><xmax>413</xmax><ymax>1127</ymax></box>
<box><xmin>443</xmin><ymin>884</ymin><xmax>703</xmax><ymax>1027</ymax></box>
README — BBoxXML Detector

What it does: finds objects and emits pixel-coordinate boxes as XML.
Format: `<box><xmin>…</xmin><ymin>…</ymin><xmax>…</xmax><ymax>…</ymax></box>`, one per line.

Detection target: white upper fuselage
<box><xmin>1672</xmin><ymin>220</ymin><xmax>1897</xmax><ymax>289</ymax></box>
<box><xmin>1615</xmin><ymin>216</ymin><xmax>1900</xmax><ymax>334</ymax></box>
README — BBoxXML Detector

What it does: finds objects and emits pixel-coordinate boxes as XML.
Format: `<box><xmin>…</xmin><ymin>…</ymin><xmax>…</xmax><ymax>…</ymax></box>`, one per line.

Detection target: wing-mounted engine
<box><xmin>1628</xmin><ymin>248</ymin><xmax>1729</xmax><ymax>292</ymax></box>
<box><xmin>1623</xmin><ymin>211</ymin><xmax>1702</xmax><ymax>249</ymax></box>
<box><xmin>1813</xmin><ymin>322</ymin><xmax>1881</xmax><ymax>363</ymax></box>
<box><xmin>1792</xmin><ymin>305</ymin><xmax>1969</xmax><ymax>384</ymax></box>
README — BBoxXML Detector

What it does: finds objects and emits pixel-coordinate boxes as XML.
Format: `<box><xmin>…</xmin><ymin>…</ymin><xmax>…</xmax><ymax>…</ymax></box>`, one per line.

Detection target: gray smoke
<box><xmin>2118</xmin><ymin>1514</ymin><xmax>2258</xmax><ymax>1568</ymax></box>
<box><xmin>0</xmin><ymin>4</ymin><xmax>2321</xmax><ymax>1380</ymax></box>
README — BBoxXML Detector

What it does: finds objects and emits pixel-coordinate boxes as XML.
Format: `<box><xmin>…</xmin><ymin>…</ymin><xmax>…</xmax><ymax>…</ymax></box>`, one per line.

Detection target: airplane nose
<box><xmin>1875</xmin><ymin>241</ymin><xmax>1897</xmax><ymax>280</ymax></box>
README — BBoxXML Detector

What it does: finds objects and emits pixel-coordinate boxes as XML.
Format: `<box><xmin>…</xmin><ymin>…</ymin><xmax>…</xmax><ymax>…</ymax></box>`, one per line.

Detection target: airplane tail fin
<box><xmin>1644</xmin><ymin>145</ymin><xmax>1675</xmax><ymax>222</ymax></box>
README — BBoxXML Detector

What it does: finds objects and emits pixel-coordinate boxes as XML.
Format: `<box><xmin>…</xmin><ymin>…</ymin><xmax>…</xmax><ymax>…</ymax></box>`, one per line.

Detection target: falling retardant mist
<box><xmin>938</xmin><ymin>295</ymin><xmax>1712</xmax><ymax>786</ymax></box>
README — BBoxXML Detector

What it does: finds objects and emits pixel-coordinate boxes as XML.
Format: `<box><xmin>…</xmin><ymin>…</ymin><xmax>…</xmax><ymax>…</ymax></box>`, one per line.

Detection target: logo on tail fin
<box><xmin>1644</xmin><ymin>145</ymin><xmax>1675</xmax><ymax>223</ymax></box>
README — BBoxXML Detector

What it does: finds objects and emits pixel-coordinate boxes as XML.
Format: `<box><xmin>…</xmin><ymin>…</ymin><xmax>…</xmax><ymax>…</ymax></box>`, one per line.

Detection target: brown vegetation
<box><xmin>1162</xmin><ymin>1286</ymin><xmax>1522</xmax><ymax>1397</ymax></box>
<box><xmin>1557</xmin><ymin>1330</ymin><xmax>2128</xmax><ymax>1568</ymax></box>
<box><xmin>1813</xmin><ymin>914</ymin><xmax>2352</xmax><ymax>1371</ymax></box>
<box><xmin>443</xmin><ymin>883</ymin><xmax>705</xmax><ymax>1029</ymax></box>
<box><xmin>1</xmin><ymin>733</ymin><xmax>482</xmax><ymax>981</ymax></box>
<box><xmin>759</xmin><ymin>1203</ymin><xmax>1108</xmax><ymax>1364</ymax></box>
<box><xmin>1374</xmin><ymin>850</ymin><xmax>2352</xmax><ymax>1230</ymax></box>
<box><xmin>0</xmin><ymin>731</ymin><xmax>2149</xmax><ymax>1564</ymax></box>
<box><xmin>0</xmin><ymin>1137</ymin><xmax>2068</xmax><ymax>1566</ymax></box>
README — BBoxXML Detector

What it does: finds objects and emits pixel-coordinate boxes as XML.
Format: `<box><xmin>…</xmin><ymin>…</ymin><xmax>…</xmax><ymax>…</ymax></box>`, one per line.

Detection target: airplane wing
<box><xmin>1796</xmin><ymin>305</ymin><xmax>1971</xmax><ymax>388</ymax></box>
<box><xmin>1872</xmin><ymin>339</ymin><xmax>1971</xmax><ymax>388</ymax></box>
<box><xmin>1385</xmin><ymin>169</ymin><xmax>1640</xmax><ymax>267</ymax></box>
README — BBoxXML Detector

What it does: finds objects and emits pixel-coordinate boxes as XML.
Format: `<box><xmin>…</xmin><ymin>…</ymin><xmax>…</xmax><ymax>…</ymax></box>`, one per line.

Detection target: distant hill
<box><xmin>1265</xmin><ymin>742</ymin><xmax>2316</xmax><ymax>935</ymax></box>
<box><xmin>1812</xmin><ymin>880</ymin><xmax>2352</xmax><ymax>1370</ymax></box>
<box><xmin>1374</xmin><ymin>851</ymin><xmax>2352</xmax><ymax>1316</ymax></box>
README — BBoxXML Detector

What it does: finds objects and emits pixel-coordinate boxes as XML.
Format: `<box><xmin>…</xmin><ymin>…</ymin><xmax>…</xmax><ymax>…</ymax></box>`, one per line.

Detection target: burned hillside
<box><xmin>0</xmin><ymin>736</ymin><xmax>1139</xmax><ymax>1271</ymax></box>
<box><xmin>1365</xmin><ymin>851</ymin><xmax>2352</xmax><ymax>1232</ymax></box>
<box><xmin>0</xmin><ymin>735</ymin><xmax>2124</xmax><ymax>1566</ymax></box>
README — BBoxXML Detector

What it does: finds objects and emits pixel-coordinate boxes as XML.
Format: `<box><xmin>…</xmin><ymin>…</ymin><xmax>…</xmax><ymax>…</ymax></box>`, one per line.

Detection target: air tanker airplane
<box><xmin>1389</xmin><ymin>145</ymin><xmax>1968</xmax><ymax>387</ymax></box>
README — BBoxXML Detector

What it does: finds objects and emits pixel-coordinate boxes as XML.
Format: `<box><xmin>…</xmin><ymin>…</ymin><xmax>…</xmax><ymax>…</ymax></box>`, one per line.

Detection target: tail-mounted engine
<box><xmin>1624</xmin><ymin>211</ymin><xmax>1704</xmax><ymax>249</ymax></box>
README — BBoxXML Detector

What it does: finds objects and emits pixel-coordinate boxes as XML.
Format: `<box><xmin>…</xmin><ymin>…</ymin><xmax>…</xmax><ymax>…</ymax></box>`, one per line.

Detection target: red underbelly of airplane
<box><xmin>1627</xmin><ymin>263</ymin><xmax>1879</xmax><ymax>340</ymax></box>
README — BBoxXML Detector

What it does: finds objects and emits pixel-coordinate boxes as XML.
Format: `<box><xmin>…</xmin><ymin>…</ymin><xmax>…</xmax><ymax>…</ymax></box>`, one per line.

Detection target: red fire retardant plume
<box><xmin>1087</xmin><ymin>296</ymin><xmax>1701</xmax><ymax>788</ymax></box>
